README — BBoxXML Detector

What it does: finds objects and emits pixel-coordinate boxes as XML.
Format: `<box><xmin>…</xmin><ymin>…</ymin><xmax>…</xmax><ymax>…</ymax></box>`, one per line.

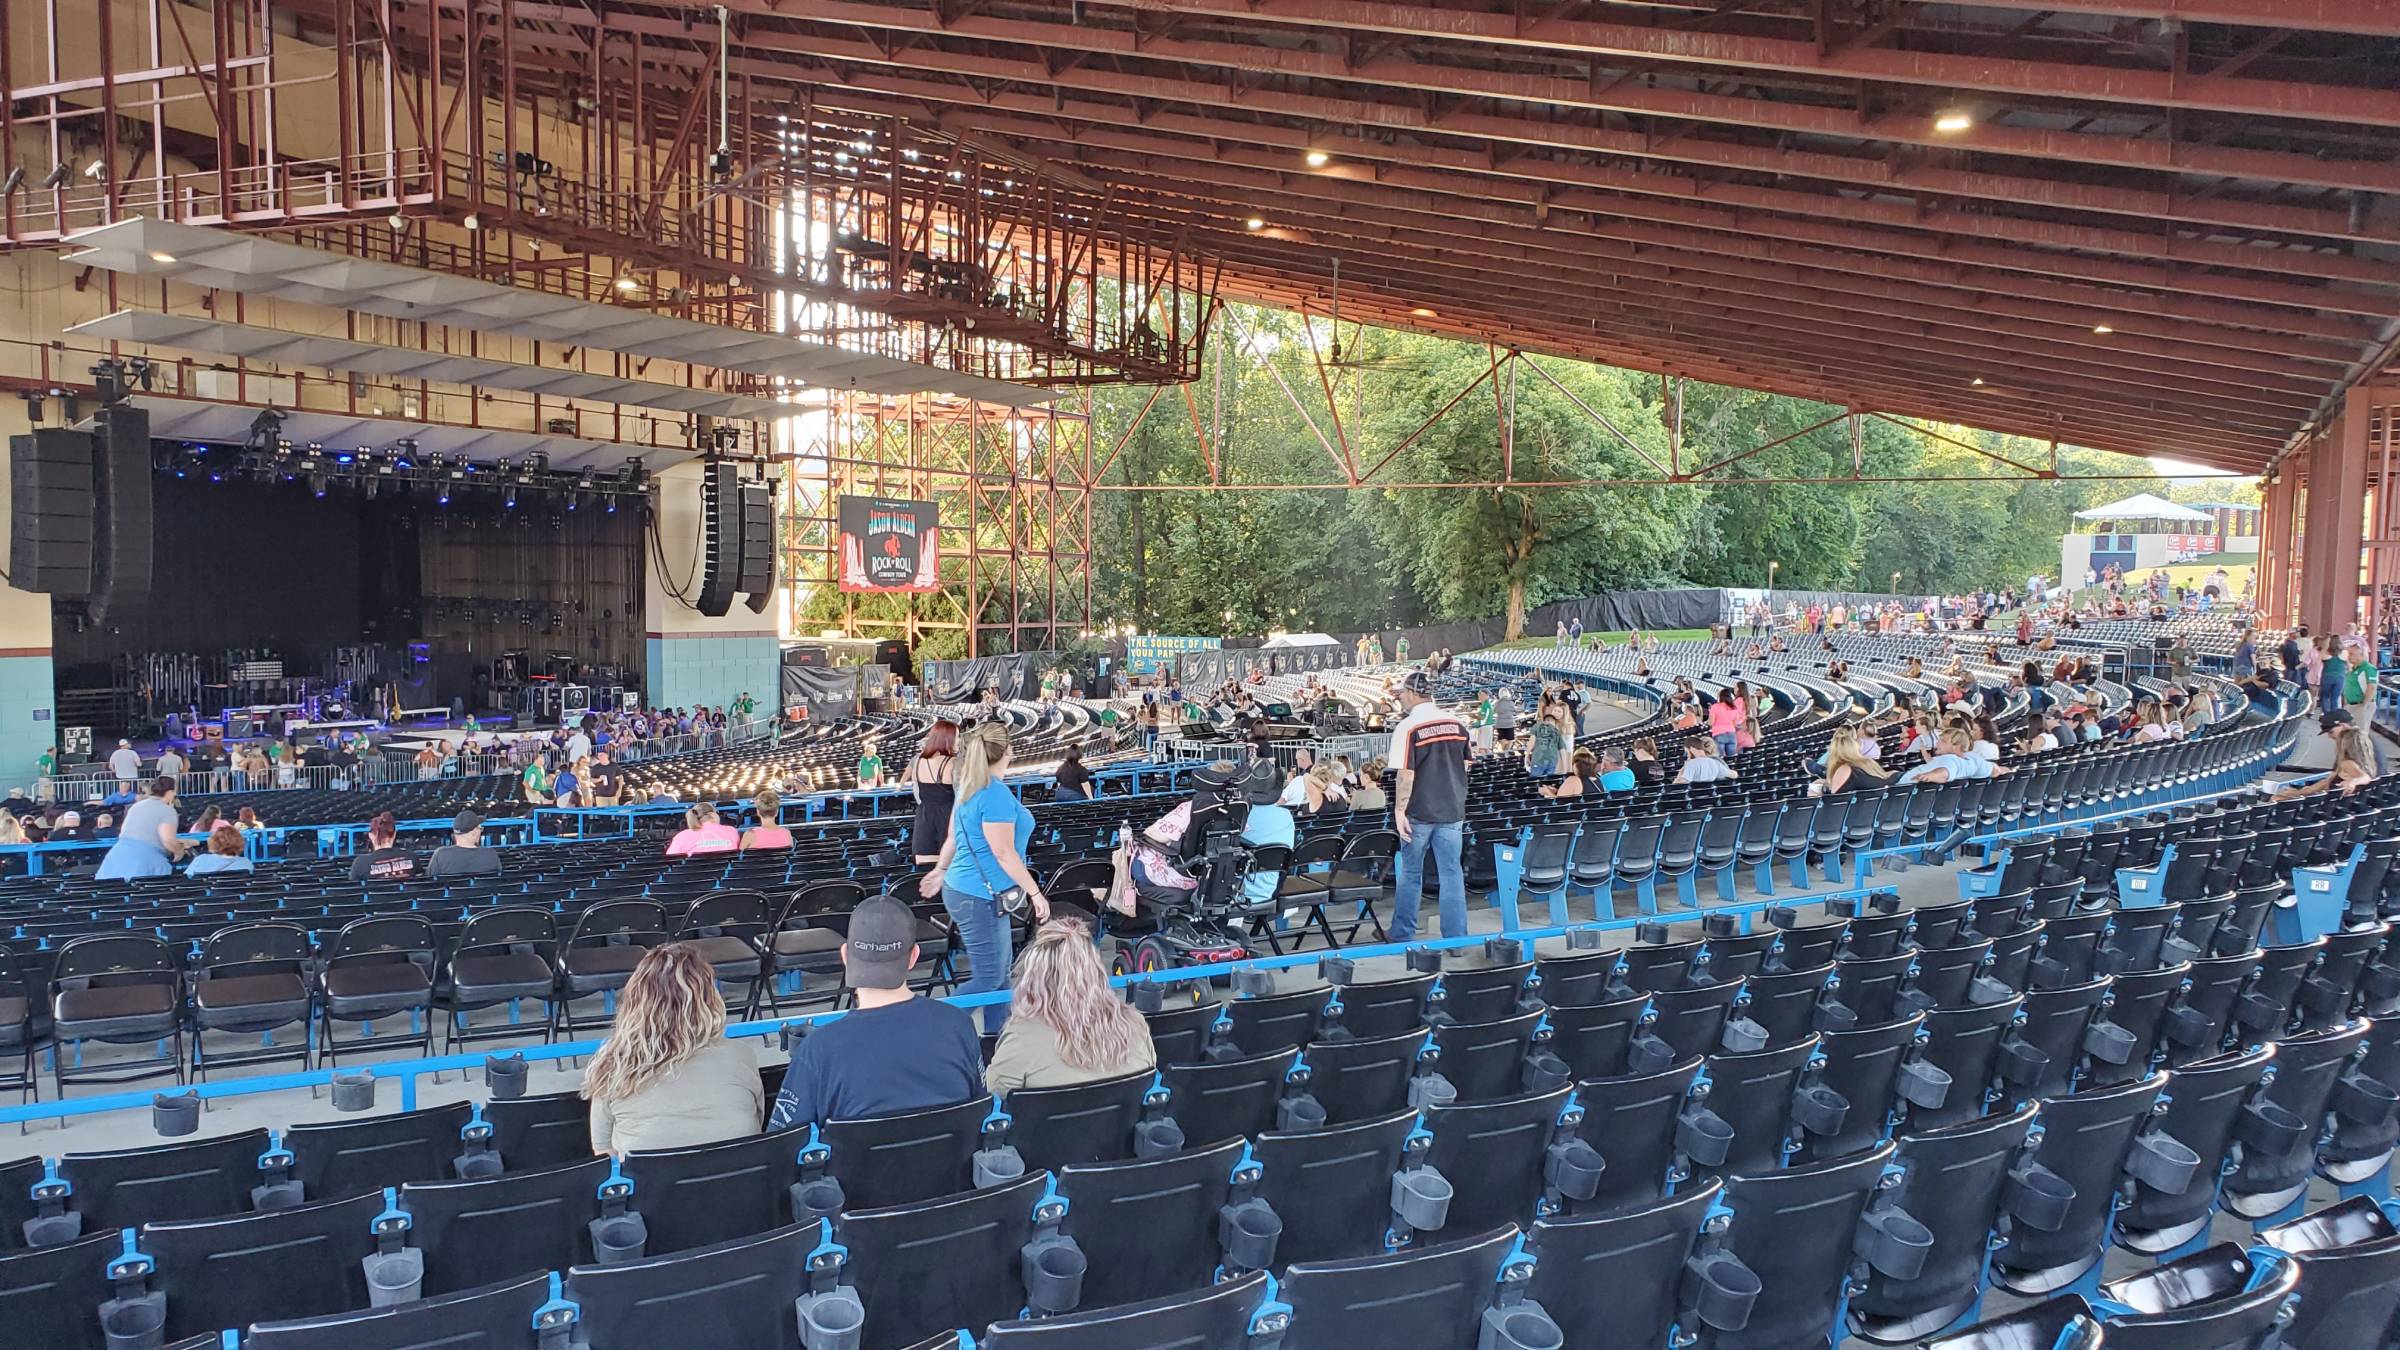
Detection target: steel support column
<box><xmin>2299</xmin><ymin>388</ymin><xmax>2373</xmax><ymax>634</ymax></box>
<box><xmin>2258</xmin><ymin>467</ymin><xmax>2298</xmax><ymax>628</ymax></box>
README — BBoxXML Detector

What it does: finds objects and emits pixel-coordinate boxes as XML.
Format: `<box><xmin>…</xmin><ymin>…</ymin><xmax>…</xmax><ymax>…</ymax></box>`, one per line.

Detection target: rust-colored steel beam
<box><xmin>1206</xmin><ymin>246</ymin><xmax>2295</xmax><ymax>456</ymax></box>
<box><xmin>679</xmin><ymin>26</ymin><xmax>2397</xmax><ymax>324</ymax></box>
<box><xmin>1207</xmin><ymin>250</ymin><xmax>2289</xmax><ymax>464</ymax></box>
<box><xmin>1886</xmin><ymin>1</ymin><xmax>2400</xmax><ymax>39</ymax></box>
<box><xmin>1056</xmin><ymin>0</ymin><xmax>2400</xmax><ymax>126</ymax></box>
<box><xmin>883</xmin><ymin>102</ymin><xmax>2386</xmax><ymax>361</ymax></box>
<box><xmin>673</xmin><ymin>0</ymin><xmax>2400</xmax><ymax>247</ymax></box>
<box><xmin>1157</xmin><ymin>195</ymin><xmax>2323</xmax><ymax>427</ymax></box>
<box><xmin>1206</xmin><ymin>257</ymin><xmax>2286</xmax><ymax>464</ymax></box>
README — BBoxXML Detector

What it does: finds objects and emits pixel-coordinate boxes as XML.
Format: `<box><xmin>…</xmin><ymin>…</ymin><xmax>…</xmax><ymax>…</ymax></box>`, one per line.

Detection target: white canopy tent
<box><xmin>2074</xmin><ymin>493</ymin><xmax>2212</xmax><ymax>524</ymax></box>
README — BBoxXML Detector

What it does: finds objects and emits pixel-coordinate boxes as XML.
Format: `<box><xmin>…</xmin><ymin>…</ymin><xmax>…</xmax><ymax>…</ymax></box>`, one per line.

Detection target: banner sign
<box><xmin>838</xmin><ymin>495</ymin><xmax>940</xmax><ymax>592</ymax></box>
<box><xmin>1124</xmin><ymin>635</ymin><xmax>1220</xmax><ymax>675</ymax></box>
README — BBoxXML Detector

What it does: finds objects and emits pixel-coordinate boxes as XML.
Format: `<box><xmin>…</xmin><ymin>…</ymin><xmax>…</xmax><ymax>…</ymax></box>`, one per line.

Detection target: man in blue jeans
<box><xmin>1386</xmin><ymin>672</ymin><xmax>1471</xmax><ymax>941</ymax></box>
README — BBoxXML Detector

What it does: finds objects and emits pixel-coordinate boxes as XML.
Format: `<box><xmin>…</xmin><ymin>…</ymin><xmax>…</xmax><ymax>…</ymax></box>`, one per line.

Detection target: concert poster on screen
<box><xmin>838</xmin><ymin>494</ymin><xmax>942</xmax><ymax>593</ymax></box>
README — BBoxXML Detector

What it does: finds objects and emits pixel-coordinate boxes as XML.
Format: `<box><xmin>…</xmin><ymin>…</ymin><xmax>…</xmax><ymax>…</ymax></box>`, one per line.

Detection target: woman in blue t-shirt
<box><xmin>920</xmin><ymin>723</ymin><xmax>1049</xmax><ymax>1032</ymax></box>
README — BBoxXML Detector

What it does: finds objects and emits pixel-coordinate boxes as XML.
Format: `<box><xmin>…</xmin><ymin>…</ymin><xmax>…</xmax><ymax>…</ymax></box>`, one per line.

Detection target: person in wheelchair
<box><xmin>1104</xmin><ymin>760</ymin><xmax>1248</xmax><ymax>924</ymax></box>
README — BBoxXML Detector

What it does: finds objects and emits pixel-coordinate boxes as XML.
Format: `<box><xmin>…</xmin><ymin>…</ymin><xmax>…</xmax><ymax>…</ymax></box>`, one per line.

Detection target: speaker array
<box><xmin>7</xmin><ymin>403</ymin><xmax>152</xmax><ymax>621</ymax></box>
<box><xmin>695</xmin><ymin>459</ymin><xmax>778</xmax><ymax>619</ymax></box>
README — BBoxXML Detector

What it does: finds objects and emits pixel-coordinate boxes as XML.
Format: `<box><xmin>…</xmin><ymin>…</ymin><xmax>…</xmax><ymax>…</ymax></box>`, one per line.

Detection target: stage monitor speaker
<box><xmin>8</xmin><ymin>428</ymin><xmax>96</xmax><ymax>596</ymax></box>
<box><xmin>87</xmin><ymin>402</ymin><xmax>153</xmax><ymax>624</ymax></box>
<box><xmin>736</xmin><ymin>479</ymin><xmax>776</xmax><ymax>611</ymax></box>
<box><xmin>695</xmin><ymin>459</ymin><xmax>740</xmax><ymax>618</ymax></box>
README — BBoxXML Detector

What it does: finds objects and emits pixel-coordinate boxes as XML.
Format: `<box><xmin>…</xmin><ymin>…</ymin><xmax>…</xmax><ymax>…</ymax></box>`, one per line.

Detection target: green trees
<box><xmin>813</xmin><ymin>302</ymin><xmax>2193</xmax><ymax>645</ymax></box>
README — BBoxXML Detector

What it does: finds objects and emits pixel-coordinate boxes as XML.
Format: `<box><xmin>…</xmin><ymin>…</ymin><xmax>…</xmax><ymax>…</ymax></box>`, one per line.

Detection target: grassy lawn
<box><xmin>1485</xmin><ymin>629</ymin><xmax>1714</xmax><ymax>651</ymax></box>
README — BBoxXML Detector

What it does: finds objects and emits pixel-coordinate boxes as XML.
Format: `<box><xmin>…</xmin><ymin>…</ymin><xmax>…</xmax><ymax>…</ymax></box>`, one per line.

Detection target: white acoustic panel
<box><xmin>64</xmin><ymin>218</ymin><xmax>1056</xmax><ymax>408</ymax></box>
<box><xmin>68</xmin><ymin>310</ymin><xmax>800</xmax><ymax>422</ymax></box>
<box><xmin>87</xmin><ymin>395</ymin><xmax>681</xmax><ymax>471</ymax></box>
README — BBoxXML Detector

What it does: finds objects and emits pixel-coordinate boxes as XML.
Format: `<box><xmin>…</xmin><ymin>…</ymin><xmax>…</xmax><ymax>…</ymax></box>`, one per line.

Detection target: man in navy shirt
<box><xmin>769</xmin><ymin>896</ymin><xmax>983</xmax><ymax>1133</ymax></box>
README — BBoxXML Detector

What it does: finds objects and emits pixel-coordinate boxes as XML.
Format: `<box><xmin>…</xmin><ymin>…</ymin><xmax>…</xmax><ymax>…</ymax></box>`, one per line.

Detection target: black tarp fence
<box><xmin>921</xmin><ymin>652</ymin><xmax>1055</xmax><ymax>702</ymax></box>
<box><xmin>1174</xmin><ymin>644</ymin><xmax>1353</xmax><ymax>688</ymax></box>
<box><xmin>780</xmin><ymin>661</ymin><xmax>865</xmax><ymax>719</ymax></box>
<box><xmin>1331</xmin><ymin>587</ymin><xmax>1726</xmax><ymax>659</ymax></box>
<box><xmin>1722</xmin><ymin>587</ymin><xmax>1933</xmax><ymax>626</ymax></box>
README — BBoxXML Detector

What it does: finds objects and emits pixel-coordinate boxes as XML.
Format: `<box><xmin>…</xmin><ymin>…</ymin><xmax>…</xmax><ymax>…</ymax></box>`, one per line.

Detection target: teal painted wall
<box><xmin>0</xmin><ymin>654</ymin><xmax>56</xmax><ymax>792</ymax></box>
<box><xmin>645</xmin><ymin>634</ymin><xmax>778</xmax><ymax>715</ymax></box>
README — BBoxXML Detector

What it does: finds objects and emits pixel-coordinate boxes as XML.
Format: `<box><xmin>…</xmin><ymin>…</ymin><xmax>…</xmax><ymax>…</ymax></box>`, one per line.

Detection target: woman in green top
<box><xmin>857</xmin><ymin>743</ymin><xmax>884</xmax><ymax>788</ymax></box>
<box><xmin>522</xmin><ymin>759</ymin><xmax>551</xmax><ymax>804</ymax></box>
<box><xmin>1526</xmin><ymin>695</ymin><xmax>1566</xmax><ymax>776</ymax></box>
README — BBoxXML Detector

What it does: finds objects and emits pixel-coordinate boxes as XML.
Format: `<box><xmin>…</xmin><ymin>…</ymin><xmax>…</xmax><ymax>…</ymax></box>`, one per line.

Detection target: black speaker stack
<box><xmin>695</xmin><ymin>459</ymin><xmax>778</xmax><ymax>619</ymax></box>
<box><xmin>8</xmin><ymin>401</ymin><xmax>152</xmax><ymax>623</ymax></box>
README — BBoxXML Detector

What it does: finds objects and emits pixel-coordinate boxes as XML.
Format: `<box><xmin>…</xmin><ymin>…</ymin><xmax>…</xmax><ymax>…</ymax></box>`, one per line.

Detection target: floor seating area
<box><xmin>7</xmin><ymin>767</ymin><xmax>2400</xmax><ymax>1348</ymax></box>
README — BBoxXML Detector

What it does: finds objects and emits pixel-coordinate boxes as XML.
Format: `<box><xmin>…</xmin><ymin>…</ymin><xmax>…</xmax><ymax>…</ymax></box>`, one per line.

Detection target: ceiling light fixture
<box><xmin>1410</xmin><ymin>306</ymin><xmax>1439</xmax><ymax>318</ymax></box>
<box><xmin>1303</xmin><ymin>149</ymin><xmax>1331</xmax><ymax>168</ymax></box>
<box><xmin>2092</xmin><ymin>324</ymin><xmax>2113</xmax><ymax>334</ymax></box>
<box><xmin>148</xmin><ymin>252</ymin><xmax>175</xmax><ymax>264</ymax></box>
<box><xmin>1244</xmin><ymin>217</ymin><xmax>1265</xmax><ymax>231</ymax></box>
<box><xmin>1971</xmin><ymin>377</ymin><xmax>1985</xmax><ymax>386</ymax></box>
<box><xmin>1933</xmin><ymin>111</ymin><xmax>1974</xmax><ymax>134</ymax></box>
<box><xmin>616</xmin><ymin>276</ymin><xmax>641</xmax><ymax>293</ymax></box>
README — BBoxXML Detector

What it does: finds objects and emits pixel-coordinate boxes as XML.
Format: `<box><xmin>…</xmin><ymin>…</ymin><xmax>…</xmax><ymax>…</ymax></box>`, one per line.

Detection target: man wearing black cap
<box><xmin>1387</xmin><ymin>672</ymin><xmax>1470</xmax><ymax>941</ymax></box>
<box><xmin>427</xmin><ymin>810</ymin><xmax>501</xmax><ymax>879</ymax></box>
<box><xmin>767</xmin><ymin>895</ymin><xmax>983</xmax><ymax>1133</ymax></box>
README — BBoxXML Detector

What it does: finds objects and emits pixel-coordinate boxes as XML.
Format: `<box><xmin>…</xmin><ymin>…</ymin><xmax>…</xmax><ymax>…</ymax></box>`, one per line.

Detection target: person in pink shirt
<box><xmin>741</xmin><ymin>787</ymin><xmax>793</xmax><ymax>851</ymax></box>
<box><xmin>1707</xmin><ymin>691</ymin><xmax>1745</xmax><ymax>759</ymax></box>
<box><xmin>664</xmin><ymin>803</ymin><xmax>740</xmax><ymax>857</ymax></box>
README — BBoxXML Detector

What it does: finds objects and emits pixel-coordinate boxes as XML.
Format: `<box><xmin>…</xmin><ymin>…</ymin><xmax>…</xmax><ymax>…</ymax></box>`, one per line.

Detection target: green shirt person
<box><xmin>35</xmin><ymin>748</ymin><xmax>54</xmax><ymax>779</ymax></box>
<box><xmin>733</xmin><ymin>692</ymin><xmax>756</xmax><ymax>718</ymax></box>
<box><xmin>522</xmin><ymin>761</ymin><xmax>550</xmax><ymax>800</ymax></box>
<box><xmin>857</xmin><ymin>746</ymin><xmax>884</xmax><ymax>787</ymax></box>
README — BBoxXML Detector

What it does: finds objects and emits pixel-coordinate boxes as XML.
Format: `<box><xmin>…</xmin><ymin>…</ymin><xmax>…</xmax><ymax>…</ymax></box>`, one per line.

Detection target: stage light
<box><xmin>82</xmin><ymin>159</ymin><xmax>104</xmax><ymax>180</ymax></box>
<box><xmin>1303</xmin><ymin>149</ymin><xmax>1330</xmax><ymax>168</ymax></box>
<box><xmin>615</xmin><ymin>276</ymin><xmax>640</xmax><ymax>293</ymax></box>
<box><xmin>504</xmin><ymin>487</ymin><xmax>518</xmax><ymax>510</ymax></box>
<box><xmin>308</xmin><ymin>472</ymin><xmax>328</xmax><ymax>498</ymax></box>
<box><xmin>0</xmin><ymin>167</ymin><xmax>20</xmax><ymax>194</ymax></box>
<box><xmin>1933</xmin><ymin>111</ymin><xmax>1974</xmax><ymax>134</ymax></box>
<box><xmin>39</xmin><ymin>163</ymin><xmax>68</xmax><ymax>189</ymax></box>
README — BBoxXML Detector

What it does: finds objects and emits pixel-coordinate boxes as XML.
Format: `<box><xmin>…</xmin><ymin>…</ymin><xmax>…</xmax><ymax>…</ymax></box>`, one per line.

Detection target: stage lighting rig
<box><xmin>245</xmin><ymin>408</ymin><xmax>286</xmax><ymax>453</ymax></box>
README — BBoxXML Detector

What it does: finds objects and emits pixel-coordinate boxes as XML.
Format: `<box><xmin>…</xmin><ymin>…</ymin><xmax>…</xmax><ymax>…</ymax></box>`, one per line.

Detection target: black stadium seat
<box><xmin>140</xmin><ymin>1190</ymin><xmax>383</xmax><ymax>1340</ymax></box>
<box><xmin>400</xmin><ymin>1155</ymin><xmax>613</xmax><ymax>1297</ymax></box>
<box><xmin>979</xmin><ymin>1267</ymin><xmax>1271</xmax><ymax>1349</ymax></box>
<box><xmin>239</xmin><ymin>1269</ymin><xmax>555</xmax><ymax>1350</ymax></box>
<box><xmin>284</xmin><ymin>1101</ymin><xmax>475</xmax><ymax>1203</ymax></box>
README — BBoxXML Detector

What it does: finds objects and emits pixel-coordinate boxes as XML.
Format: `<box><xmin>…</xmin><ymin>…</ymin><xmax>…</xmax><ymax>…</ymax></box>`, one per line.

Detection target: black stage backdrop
<box><xmin>53</xmin><ymin>475</ymin><xmax>368</xmax><ymax>677</ymax></box>
<box><xmin>55</xmin><ymin>471</ymin><xmax>646</xmax><ymax>698</ymax></box>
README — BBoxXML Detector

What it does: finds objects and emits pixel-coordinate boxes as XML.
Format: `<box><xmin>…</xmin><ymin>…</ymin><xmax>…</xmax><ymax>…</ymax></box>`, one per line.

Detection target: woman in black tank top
<box><xmin>911</xmin><ymin>720</ymin><xmax>961</xmax><ymax>864</ymax></box>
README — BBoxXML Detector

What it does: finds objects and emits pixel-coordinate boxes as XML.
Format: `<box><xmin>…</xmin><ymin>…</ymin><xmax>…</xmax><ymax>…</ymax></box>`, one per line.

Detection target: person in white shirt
<box><xmin>154</xmin><ymin>746</ymin><xmax>187</xmax><ymax>785</ymax></box>
<box><xmin>1897</xmin><ymin>731</ymin><xmax>2003</xmax><ymax>785</ymax></box>
<box><xmin>107</xmin><ymin>739</ymin><xmax>142</xmax><ymax>790</ymax></box>
<box><xmin>1675</xmin><ymin>737</ymin><xmax>1738</xmax><ymax>784</ymax></box>
<box><xmin>1276</xmin><ymin>748</ymin><xmax>1316</xmax><ymax>807</ymax></box>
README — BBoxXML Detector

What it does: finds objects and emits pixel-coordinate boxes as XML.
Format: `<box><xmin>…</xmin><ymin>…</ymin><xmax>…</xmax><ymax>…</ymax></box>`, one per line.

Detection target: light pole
<box><xmin>1766</xmin><ymin>560</ymin><xmax>1779</xmax><ymax>614</ymax></box>
<box><xmin>1890</xmin><ymin>571</ymin><xmax>1901</xmax><ymax>596</ymax></box>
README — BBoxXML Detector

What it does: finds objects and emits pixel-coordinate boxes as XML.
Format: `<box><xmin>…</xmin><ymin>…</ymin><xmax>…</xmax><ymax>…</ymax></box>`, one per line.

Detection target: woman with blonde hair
<box><xmin>742</xmin><ymin>787</ymin><xmax>793</xmax><ymax>850</ymax></box>
<box><xmin>1300</xmin><ymin>758</ymin><xmax>1347</xmax><ymax>814</ymax></box>
<box><xmin>583</xmin><ymin>943</ymin><xmax>762</xmax><ymax>1155</ymax></box>
<box><xmin>984</xmin><ymin>918</ymin><xmax>1157</xmax><ymax>1094</ymax></box>
<box><xmin>0</xmin><ymin>811</ymin><xmax>26</xmax><ymax>846</ymax></box>
<box><xmin>920</xmin><ymin>721</ymin><xmax>1049</xmax><ymax>1033</ymax></box>
<box><xmin>1818</xmin><ymin>729</ymin><xmax>1888</xmax><ymax>797</ymax></box>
